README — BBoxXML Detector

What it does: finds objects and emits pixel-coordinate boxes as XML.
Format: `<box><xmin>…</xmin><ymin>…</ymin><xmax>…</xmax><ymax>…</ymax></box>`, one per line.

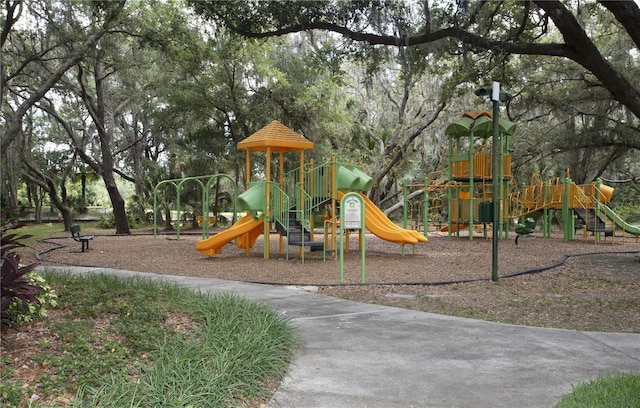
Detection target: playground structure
<box><xmin>403</xmin><ymin>110</ymin><xmax>640</xmax><ymax>242</ymax></box>
<box><xmin>194</xmin><ymin>120</ymin><xmax>427</xmax><ymax>259</ymax></box>
<box><xmin>156</xmin><ymin>114</ymin><xmax>638</xmax><ymax>254</ymax></box>
<box><xmin>152</xmin><ymin>174</ymin><xmax>237</xmax><ymax>240</ymax></box>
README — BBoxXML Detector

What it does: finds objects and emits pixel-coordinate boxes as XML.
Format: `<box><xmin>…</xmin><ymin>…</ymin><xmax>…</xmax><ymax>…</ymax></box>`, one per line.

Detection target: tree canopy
<box><xmin>2</xmin><ymin>0</ymin><xmax>639</xmax><ymax>226</ymax></box>
<box><xmin>193</xmin><ymin>0</ymin><xmax>640</xmax><ymax>120</ymax></box>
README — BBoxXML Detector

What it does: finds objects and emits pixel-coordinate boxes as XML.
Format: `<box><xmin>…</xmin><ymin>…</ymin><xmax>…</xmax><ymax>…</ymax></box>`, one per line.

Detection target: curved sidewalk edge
<box><xmin>39</xmin><ymin>266</ymin><xmax>640</xmax><ymax>408</ymax></box>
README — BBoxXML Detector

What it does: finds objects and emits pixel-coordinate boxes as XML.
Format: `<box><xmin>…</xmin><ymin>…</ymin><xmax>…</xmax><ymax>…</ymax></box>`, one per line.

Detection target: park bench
<box><xmin>71</xmin><ymin>224</ymin><xmax>93</xmax><ymax>252</ymax></box>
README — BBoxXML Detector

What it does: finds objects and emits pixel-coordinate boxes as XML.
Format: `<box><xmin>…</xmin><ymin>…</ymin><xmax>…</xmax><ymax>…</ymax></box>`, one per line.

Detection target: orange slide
<box><xmin>439</xmin><ymin>224</ymin><xmax>467</xmax><ymax>233</ymax></box>
<box><xmin>338</xmin><ymin>191</ymin><xmax>428</xmax><ymax>245</ymax></box>
<box><xmin>196</xmin><ymin>214</ymin><xmax>263</xmax><ymax>256</ymax></box>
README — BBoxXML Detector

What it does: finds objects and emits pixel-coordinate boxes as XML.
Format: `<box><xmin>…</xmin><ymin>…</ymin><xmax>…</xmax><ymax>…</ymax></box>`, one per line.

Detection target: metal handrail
<box><xmin>269</xmin><ymin>183</ymin><xmax>290</xmax><ymax>260</ymax></box>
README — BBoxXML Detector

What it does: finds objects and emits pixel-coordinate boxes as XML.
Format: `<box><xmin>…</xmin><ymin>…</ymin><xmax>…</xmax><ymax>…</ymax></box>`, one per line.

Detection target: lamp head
<box><xmin>474</xmin><ymin>86</ymin><xmax>492</xmax><ymax>97</ymax></box>
<box><xmin>475</xmin><ymin>85</ymin><xmax>512</xmax><ymax>103</ymax></box>
<box><xmin>499</xmin><ymin>92</ymin><xmax>512</xmax><ymax>103</ymax></box>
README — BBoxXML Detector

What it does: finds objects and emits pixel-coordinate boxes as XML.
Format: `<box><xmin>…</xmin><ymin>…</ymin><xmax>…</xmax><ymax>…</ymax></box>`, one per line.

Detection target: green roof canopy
<box><xmin>444</xmin><ymin>117</ymin><xmax>474</xmax><ymax>137</ymax></box>
<box><xmin>445</xmin><ymin>111</ymin><xmax>516</xmax><ymax>138</ymax></box>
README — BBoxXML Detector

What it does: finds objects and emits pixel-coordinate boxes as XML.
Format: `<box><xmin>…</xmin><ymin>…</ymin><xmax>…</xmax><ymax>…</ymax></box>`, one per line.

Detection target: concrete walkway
<box><xmin>44</xmin><ymin>266</ymin><xmax>640</xmax><ymax>408</ymax></box>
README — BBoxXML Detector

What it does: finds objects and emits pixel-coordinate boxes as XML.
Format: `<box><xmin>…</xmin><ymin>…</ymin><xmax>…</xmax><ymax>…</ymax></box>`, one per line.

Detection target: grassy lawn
<box><xmin>556</xmin><ymin>372</ymin><xmax>640</xmax><ymax>408</ymax></box>
<box><xmin>1</xmin><ymin>271</ymin><xmax>300</xmax><ymax>407</ymax></box>
<box><xmin>11</xmin><ymin>222</ymin><xmax>100</xmax><ymax>244</ymax></box>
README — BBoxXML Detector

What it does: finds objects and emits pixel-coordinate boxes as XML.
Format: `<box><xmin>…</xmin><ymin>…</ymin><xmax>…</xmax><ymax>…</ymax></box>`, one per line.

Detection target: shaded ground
<box><xmin>22</xmin><ymin>227</ymin><xmax>640</xmax><ymax>333</ymax></box>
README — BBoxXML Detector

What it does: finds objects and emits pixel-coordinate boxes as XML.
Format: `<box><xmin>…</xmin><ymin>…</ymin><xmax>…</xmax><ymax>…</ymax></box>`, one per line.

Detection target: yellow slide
<box><xmin>338</xmin><ymin>191</ymin><xmax>428</xmax><ymax>245</ymax></box>
<box><xmin>196</xmin><ymin>214</ymin><xmax>263</xmax><ymax>256</ymax></box>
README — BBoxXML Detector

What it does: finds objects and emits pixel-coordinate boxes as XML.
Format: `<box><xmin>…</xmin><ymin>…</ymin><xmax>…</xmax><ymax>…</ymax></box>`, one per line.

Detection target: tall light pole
<box><xmin>475</xmin><ymin>82</ymin><xmax>512</xmax><ymax>282</ymax></box>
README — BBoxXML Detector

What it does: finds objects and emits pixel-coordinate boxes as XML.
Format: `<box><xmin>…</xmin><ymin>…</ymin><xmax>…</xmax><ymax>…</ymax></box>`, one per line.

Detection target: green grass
<box><xmin>15</xmin><ymin>222</ymin><xmax>100</xmax><ymax>243</ymax></box>
<box><xmin>557</xmin><ymin>372</ymin><xmax>640</xmax><ymax>408</ymax></box>
<box><xmin>0</xmin><ymin>271</ymin><xmax>299</xmax><ymax>408</ymax></box>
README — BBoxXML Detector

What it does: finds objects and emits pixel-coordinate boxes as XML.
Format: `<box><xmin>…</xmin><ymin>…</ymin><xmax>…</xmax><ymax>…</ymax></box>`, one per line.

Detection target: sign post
<box><xmin>340</xmin><ymin>192</ymin><xmax>366</xmax><ymax>283</ymax></box>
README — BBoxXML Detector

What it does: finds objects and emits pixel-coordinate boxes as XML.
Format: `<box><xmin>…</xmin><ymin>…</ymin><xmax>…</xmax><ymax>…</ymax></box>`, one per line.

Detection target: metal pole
<box><xmin>476</xmin><ymin>82</ymin><xmax>511</xmax><ymax>282</ymax></box>
<box><xmin>491</xmin><ymin>97</ymin><xmax>500</xmax><ymax>282</ymax></box>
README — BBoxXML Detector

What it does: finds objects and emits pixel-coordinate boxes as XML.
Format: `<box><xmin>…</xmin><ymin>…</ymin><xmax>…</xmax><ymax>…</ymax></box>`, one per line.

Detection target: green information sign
<box><xmin>339</xmin><ymin>192</ymin><xmax>366</xmax><ymax>283</ymax></box>
<box><xmin>343</xmin><ymin>196</ymin><xmax>362</xmax><ymax>229</ymax></box>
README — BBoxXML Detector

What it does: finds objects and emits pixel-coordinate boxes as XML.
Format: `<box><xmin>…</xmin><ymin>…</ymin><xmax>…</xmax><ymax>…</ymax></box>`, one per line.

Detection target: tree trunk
<box><xmin>25</xmin><ymin>182</ymin><xmax>45</xmax><ymax>224</ymax></box>
<box><xmin>383</xmin><ymin>189</ymin><xmax>424</xmax><ymax>217</ymax></box>
<box><xmin>133</xmin><ymin>123</ymin><xmax>146</xmax><ymax>200</ymax></box>
<box><xmin>120</xmin><ymin>114</ymin><xmax>146</xmax><ymax>201</ymax></box>
<box><xmin>20</xmin><ymin>170</ymin><xmax>73</xmax><ymax>231</ymax></box>
<box><xmin>80</xmin><ymin>171</ymin><xmax>88</xmax><ymax>213</ymax></box>
<box><xmin>164</xmin><ymin>206</ymin><xmax>173</xmax><ymax>230</ymax></box>
<box><xmin>34</xmin><ymin>197</ymin><xmax>42</xmax><ymax>224</ymax></box>
<box><xmin>106</xmin><ymin>179</ymin><xmax>129</xmax><ymax>234</ymax></box>
<box><xmin>2</xmin><ymin>145</ymin><xmax>20</xmax><ymax>210</ymax></box>
<box><xmin>80</xmin><ymin>59</ymin><xmax>131</xmax><ymax>234</ymax></box>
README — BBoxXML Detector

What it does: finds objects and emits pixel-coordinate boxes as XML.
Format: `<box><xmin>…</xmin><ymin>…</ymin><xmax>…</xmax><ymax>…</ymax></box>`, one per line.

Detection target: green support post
<box><xmin>543</xmin><ymin>181</ymin><xmax>551</xmax><ymax>237</ymax></box>
<box><xmin>468</xmin><ymin>130</ymin><xmax>474</xmax><ymax>241</ymax></box>
<box><xmin>447</xmin><ymin>137</ymin><xmax>454</xmax><ymax>237</ymax></box>
<box><xmin>423</xmin><ymin>176</ymin><xmax>429</xmax><ymax>238</ymax></box>
<box><xmin>562</xmin><ymin>178</ymin><xmax>573</xmax><ymax>241</ymax></box>
<box><xmin>402</xmin><ymin>179</ymin><xmax>408</xmax><ymax>256</ymax></box>
<box><xmin>595</xmin><ymin>179</ymin><xmax>602</xmax><ymax>243</ymax></box>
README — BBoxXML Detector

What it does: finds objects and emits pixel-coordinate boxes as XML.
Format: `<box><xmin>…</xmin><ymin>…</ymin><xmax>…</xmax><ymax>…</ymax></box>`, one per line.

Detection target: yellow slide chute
<box><xmin>196</xmin><ymin>214</ymin><xmax>263</xmax><ymax>256</ymax></box>
<box><xmin>338</xmin><ymin>191</ymin><xmax>427</xmax><ymax>245</ymax></box>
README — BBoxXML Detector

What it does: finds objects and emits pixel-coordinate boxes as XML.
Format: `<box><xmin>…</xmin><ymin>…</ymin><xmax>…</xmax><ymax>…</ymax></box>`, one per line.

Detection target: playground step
<box><xmin>273</xmin><ymin>202</ymin><xmax>334</xmax><ymax>252</ymax></box>
<box><xmin>275</xmin><ymin>217</ymin><xmax>324</xmax><ymax>250</ymax></box>
<box><xmin>274</xmin><ymin>221</ymin><xmax>310</xmax><ymax>236</ymax></box>
<box><xmin>573</xmin><ymin>208</ymin><xmax>613</xmax><ymax>236</ymax></box>
<box><xmin>287</xmin><ymin>239</ymin><xmax>326</xmax><ymax>251</ymax></box>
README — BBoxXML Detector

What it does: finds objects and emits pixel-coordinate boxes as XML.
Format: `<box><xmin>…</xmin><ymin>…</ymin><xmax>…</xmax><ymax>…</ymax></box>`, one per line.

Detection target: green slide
<box><xmin>600</xmin><ymin>205</ymin><xmax>640</xmax><ymax>235</ymax></box>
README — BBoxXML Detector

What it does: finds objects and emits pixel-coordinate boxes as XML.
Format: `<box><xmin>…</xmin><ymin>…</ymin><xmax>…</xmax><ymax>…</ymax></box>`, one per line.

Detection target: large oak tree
<box><xmin>192</xmin><ymin>1</ymin><xmax>640</xmax><ymax>122</ymax></box>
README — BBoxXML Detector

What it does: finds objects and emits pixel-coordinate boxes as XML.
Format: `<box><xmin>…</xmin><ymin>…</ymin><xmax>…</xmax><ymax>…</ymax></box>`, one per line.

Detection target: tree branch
<box><xmin>598</xmin><ymin>0</ymin><xmax>640</xmax><ymax>50</ymax></box>
<box><xmin>112</xmin><ymin>167</ymin><xmax>135</xmax><ymax>183</ymax></box>
<box><xmin>1</xmin><ymin>0</ymin><xmax>23</xmax><ymax>49</ymax></box>
<box><xmin>371</xmin><ymin>101</ymin><xmax>446</xmax><ymax>195</ymax></box>
<box><xmin>533</xmin><ymin>0</ymin><xmax>640</xmax><ymax>120</ymax></box>
<box><xmin>207</xmin><ymin>1</ymin><xmax>640</xmax><ymax>119</ymax></box>
<box><xmin>225</xmin><ymin>20</ymin><xmax>578</xmax><ymax>59</ymax></box>
<box><xmin>36</xmin><ymin>100</ymin><xmax>102</xmax><ymax>175</ymax></box>
<box><xmin>2</xmin><ymin>29</ymin><xmax>108</xmax><ymax>151</ymax></box>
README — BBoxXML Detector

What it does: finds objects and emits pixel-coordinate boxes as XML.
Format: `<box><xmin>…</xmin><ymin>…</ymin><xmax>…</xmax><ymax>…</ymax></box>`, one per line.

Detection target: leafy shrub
<box><xmin>0</xmin><ymin>376</ymin><xmax>22</xmax><ymax>408</ymax></box>
<box><xmin>97</xmin><ymin>211</ymin><xmax>143</xmax><ymax>229</ymax></box>
<box><xmin>126</xmin><ymin>194</ymin><xmax>149</xmax><ymax>225</ymax></box>
<box><xmin>4</xmin><ymin>273</ymin><xmax>57</xmax><ymax>324</ymax></box>
<box><xmin>1</xmin><ymin>210</ymin><xmax>43</xmax><ymax>327</ymax></box>
<box><xmin>96</xmin><ymin>212</ymin><xmax>115</xmax><ymax>228</ymax></box>
<box><xmin>611</xmin><ymin>183</ymin><xmax>640</xmax><ymax>207</ymax></box>
<box><xmin>611</xmin><ymin>204</ymin><xmax>640</xmax><ymax>225</ymax></box>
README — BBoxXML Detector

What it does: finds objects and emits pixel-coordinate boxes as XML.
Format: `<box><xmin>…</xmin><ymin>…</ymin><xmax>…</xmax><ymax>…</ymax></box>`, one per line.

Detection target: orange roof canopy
<box><xmin>237</xmin><ymin>120</ymin><xmax>314</xmax><ymax>152</ymax></box>
<box><xmin>462</xmin><ymin>110</ymin><xmax>492</xmax><ymax>120</ymax></box>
